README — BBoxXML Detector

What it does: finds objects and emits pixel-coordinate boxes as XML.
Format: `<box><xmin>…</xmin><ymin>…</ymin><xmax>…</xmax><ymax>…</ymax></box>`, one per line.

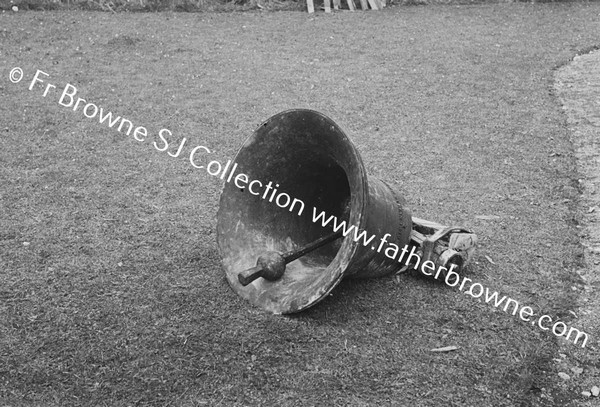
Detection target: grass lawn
<box><xmin>1</xmin><ymin>3</ymin><xmax>600</xmax><ymax>406</ymax></box>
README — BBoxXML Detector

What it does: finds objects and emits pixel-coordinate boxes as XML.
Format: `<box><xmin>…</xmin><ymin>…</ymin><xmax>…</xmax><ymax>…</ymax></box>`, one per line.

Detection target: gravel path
<box><xmin>555</xmin><ymin>48</ymin><xmax>600</xmax><ymax>405</ymax></box>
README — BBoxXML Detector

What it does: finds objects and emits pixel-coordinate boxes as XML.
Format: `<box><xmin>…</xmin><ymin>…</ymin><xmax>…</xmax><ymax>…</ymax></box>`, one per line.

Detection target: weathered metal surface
<box><xmin>216</xmin><ymin>109</ymin><xmax>413</xmax><ymax>314</ymax></box>
<box><xmin>217</xmin><ymin>109</ymin><xmax>477</xmax><ymax>314</ymax></box>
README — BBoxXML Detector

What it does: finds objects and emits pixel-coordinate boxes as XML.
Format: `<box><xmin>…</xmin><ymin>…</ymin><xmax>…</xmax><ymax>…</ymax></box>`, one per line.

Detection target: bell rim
<box><xmin>216</xmin><ymin>108</ymin><xmax>369</xmax><ymax>314</ymax></box>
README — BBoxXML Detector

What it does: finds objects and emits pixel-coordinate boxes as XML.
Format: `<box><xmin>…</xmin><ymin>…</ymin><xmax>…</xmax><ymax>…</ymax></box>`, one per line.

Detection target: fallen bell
<box><xmin>216</xmin><ymin>109</ymin><xmax>476</xmax><ymax>314</ymax></box>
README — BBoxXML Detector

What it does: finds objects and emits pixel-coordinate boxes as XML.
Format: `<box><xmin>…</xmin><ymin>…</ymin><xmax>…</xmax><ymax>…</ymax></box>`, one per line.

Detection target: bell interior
<box><xmin>217</xmin><ymin>110</ymin><xmax>367</xmax><ymax>313</ymax></box>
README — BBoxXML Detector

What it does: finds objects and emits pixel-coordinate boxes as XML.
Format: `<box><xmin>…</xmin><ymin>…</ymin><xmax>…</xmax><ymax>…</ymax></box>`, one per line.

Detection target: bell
<box><xmin>216</xmin><ymin>109</ymin><xmax>476</xmax><ymax>314</ymax></box>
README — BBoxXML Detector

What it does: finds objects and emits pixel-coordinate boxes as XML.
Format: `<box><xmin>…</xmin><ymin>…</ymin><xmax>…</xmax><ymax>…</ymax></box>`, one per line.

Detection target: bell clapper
<box><xmin>237</xmin><ymin>231</ymin><xmax>344</xmax><ymax>286</ymax></box>
<box><xmin>238</xmin><ymin>218</ymin><xmax>478</xmax><ymax>286</ymax></box>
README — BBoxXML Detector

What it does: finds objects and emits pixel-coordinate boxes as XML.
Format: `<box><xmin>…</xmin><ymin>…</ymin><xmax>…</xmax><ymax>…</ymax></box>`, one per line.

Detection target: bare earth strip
<box><xmin>555</xmin><ymin>49</ymin><xmax>600</xmax><ymax>404</ymax></box>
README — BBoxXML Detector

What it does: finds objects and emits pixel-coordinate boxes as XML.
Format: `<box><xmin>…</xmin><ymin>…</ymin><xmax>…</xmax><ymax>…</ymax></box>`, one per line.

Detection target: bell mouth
<box><xmin>216</xmin><ymin>109</ymin><xmax>368</xmax><ymax>314</ymax></box>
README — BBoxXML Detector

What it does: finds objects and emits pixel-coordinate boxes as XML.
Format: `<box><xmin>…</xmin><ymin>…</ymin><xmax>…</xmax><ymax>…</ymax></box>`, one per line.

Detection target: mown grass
<box><xmin>2</xmin><ymin>0</ymin><xmax>296</xmax><ymax>12</ymax></box>
<box><xmin>0</xmin><ymin>0</ymin><xmax>578</xmax><ymax>13</ymax></box>
<box><xmin>0</xmin><ymin>0</ymin><xmax>291</xmax><ymax>12</ymax></box>
<box><xmin>1</xmin><ymin>2</ymin><xmax>600</xmax><ymax>406</ymax></box>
